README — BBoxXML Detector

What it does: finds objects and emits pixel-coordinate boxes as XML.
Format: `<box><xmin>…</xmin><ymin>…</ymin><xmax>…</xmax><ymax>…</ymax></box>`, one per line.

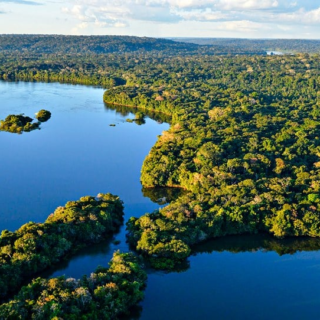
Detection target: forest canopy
<box><xmin>0</xmin><ymin>114</ymin><xmax>40</xmax><ymax>133</ymax></box>
<box><xmin>0</xmin><ymin>109</ymin><xmax>51</xmax><ymax>134</ymax></box>
<box><xmin>101</xmin><ymin>52</ymin><xmax>320</xmax><ymax>268</ymax></box>
<box><xmin>0</xmin><ymin>251</ymin><xmax>147</xmax><ymax>320</ymax></box>
<box><xmin>2</xmin><ymin>35</ymin><xmax>320</xmax><ymax>273</ymax></box>
<box><xmin>0</xmin><ymin>34</ymin><xmax>265</xmax><ymax>55</ymax></box>
<box><xmin>172</xmin><ymin>38</ymin><xmax>320</xmax><ymax>54</ymax></box>
<box><xmin>35</xmin><ymin>109</ymin><xmax>51</xmax><ymax>122</ymax></box>
<box><xmin>0</xmin><ymin>193</ymin><xmax>124</xmax><ymax>298</ymax></box>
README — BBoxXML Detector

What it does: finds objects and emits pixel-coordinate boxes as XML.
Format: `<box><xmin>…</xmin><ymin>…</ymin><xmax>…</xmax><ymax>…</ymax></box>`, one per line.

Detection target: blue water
<box><xmin>0</xmin><ymin>81</ymin><xmax>168</xmax><ymax>231</ymax></box>
<box><xmin>141</xmin><ymin>235</ymin><xmax>320</xmax><ymax>320</ymax></box>
<box><xmin>0</xmin><ymin>80</ymin><xmax>169</xmax><ymax>276</ymax></box>
<box><xmin>1</xmin><ymin>81</ymin><xmax>320</xmax><ymax>320</ymax></box>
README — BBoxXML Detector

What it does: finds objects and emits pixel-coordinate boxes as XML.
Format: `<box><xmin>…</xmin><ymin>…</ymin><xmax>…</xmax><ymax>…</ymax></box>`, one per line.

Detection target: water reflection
<box><xmin>41</xmin><ymin>237</ymin><xmax>115</xmax><ymax>279</ymax></box>
<box><xmin>104</xmin><ymin>102</ymin><xmax>171</xmax><ymax>124</ymax></box>
<box><xmin>193</xmin><ymin>234</ymin><xmax>320</xmax><ymax>257</ymax></box>
<box><xmin>120</xmin><ymin>306</ymin><xmax>142</xmax><ymax>320</ymax></box>
<box><xmin>142</xmin><ymin>187</ymin><xmax>188</xmax><ymax>205</ymax></box>
<box><xmin>145</xmin><ymin>234</ymin><xmax>320</xmax><ymax>276</ymax></box>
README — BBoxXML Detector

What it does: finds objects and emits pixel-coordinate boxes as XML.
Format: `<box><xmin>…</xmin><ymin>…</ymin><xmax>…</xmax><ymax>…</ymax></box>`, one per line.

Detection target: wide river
<box><xmin>1</xmin><ymin>81</ymin><xmax>320</xmax><ymax>319</ymax></box>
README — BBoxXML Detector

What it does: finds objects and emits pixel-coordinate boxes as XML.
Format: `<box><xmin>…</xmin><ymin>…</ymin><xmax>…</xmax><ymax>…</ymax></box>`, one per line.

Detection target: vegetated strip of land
<box><xmin>0</xmin><ymin>251</ymin><xmax>147</xmax><ymax>320</ymax></box>
<box><xmin>0</xmin><ymin>193</ymin><xmax>124</xmax><ymax>299</ymax></box>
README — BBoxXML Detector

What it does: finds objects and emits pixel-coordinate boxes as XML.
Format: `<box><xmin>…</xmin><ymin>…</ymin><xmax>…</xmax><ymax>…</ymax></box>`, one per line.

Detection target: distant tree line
<box><xmin>173</xmin><ymin>38</ymin><xmax>320</xmax><ymax>54</ymax></box>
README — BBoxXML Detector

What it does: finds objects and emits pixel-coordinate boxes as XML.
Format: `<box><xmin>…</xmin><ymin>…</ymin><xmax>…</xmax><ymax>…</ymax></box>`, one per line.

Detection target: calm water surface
<box><xmin>1</xmin><ymin>81</ymin><xmax>320</xmax><ymax>320</ymax></box>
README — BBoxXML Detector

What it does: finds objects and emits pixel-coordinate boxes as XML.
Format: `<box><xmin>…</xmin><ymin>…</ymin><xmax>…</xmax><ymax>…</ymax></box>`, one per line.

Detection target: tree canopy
<box><xmin>0</xmin><ymin>193</ymin><xmax>124</xmax><ymax>298</ymax></box>
<box><xmin>0</xmin><ymin>251</ymin><xmax>146</xmax><ymax>320</ymax></box>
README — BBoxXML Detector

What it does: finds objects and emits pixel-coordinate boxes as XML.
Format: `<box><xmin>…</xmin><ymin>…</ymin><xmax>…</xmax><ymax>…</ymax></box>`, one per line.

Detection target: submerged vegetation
<box><xmin>0</xmin><ymin>193</ymin><xmax>124</xmax><ymax>299</ymax></box>
<box><xmin>0</xmin><ymin>251</ymin><xmax>147</xmax><ymax>320</ymax></box>
<box><xmin>0</xmin><ymin>109</ymin><xmax>51</xmax><ymax>134</ymax></box>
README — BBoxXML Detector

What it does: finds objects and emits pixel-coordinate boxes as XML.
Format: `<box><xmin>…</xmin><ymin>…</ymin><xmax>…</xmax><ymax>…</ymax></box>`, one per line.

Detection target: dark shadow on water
<box><xmin>0</xmin><ymin>236</ymin><xmax>115</xmax><ymax>304</ymax></box>
<box><xmin>193</xmin><ymin>233</ymin><xmax>320</xmax><ymax>257</ymax></box>
<box><xmin>133</xmin><ymin>118</ymin><xmax>146</xmax><ymax>126</ymax></box>
<box><xmin>40</xmin><ymin>236</ymin><xmax>115</xmax><ymax>279</ymax></box>
<box><xmin>142</xmin><ymin>187</ymin><xmax>189</xmax><ymax>205</ymax></box>
<box><xmin>120</xmin><ymin>305</ymin><xmax>143</xmax><ymax>320</ymax></box>
<box><xmin>145</xmin><ymin>234</ymin><xmax>320</xmax><ymax>276</ymax></box>
<box><xmin>104</xmin><ymin>102</ymin><xmax>171</xmax><ymax>124</ymax></box>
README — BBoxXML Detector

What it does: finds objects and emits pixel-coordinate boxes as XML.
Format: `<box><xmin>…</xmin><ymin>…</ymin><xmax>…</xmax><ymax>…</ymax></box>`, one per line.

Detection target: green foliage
<box><xmin>135</xmin><ymin>112</ymin><xmax>144</xmax><ymax>120</ymax></box>
<box><xmin>0</xmin><ymin>114</ymin><xmax>40</xmax><ymax>134</ymax></box>
<box><xmin>35</xmin><ymin>109</ymin><xmax>51</xmax><ymax>122</ymax></box>
<box><xmin>119</xmin><ymin>53</ymin><xmax>320</xmax><ymax>268</ymax></box>
<box><xmin>0</xmin><ymin>251</ymin><xmax>147</xmax><ymax>320</ymax></box>
<box><xmin>0</xmin><ymin>193</ymin><xmax>124</xmax><ymax>299</ymax></box>
<box><xmin>0</xmin><ymin>35</ymin><xmax>203</xmax><ymax>55</ymax></box>
<box><xmin>3</xmin><ymin>37</ymin><xmax>320</xmax><ymax>270</ymax></box>
<box><xmin>176</xmin><ymin>38</ymin><xmax>320</xmax><ymax>54</ymax></box>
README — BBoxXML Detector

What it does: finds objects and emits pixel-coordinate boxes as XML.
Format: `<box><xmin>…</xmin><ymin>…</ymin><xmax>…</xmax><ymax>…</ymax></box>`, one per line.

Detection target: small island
<box><xmin>0</xmin><ymin>109</ymin><xmax>51</xmax><ymax>134</ymax></box>
<box><xmin>35</xmin><ymin>109</ymin><xmax>51</xmax><ymax>122</ymax></box>
<box><xmin>0</xmin><ymin>114</ymin><xmax>39</xmax><ymax>133</ymax></box>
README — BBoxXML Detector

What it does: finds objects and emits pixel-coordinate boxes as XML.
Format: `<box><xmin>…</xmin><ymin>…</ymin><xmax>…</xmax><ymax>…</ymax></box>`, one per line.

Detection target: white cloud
<box><xmin>215</xmin><ymin>20</ymin><xmax>267</xmax><ymax>32</ymax></box>
<box><xmin>177</xmin><ymin>9</ymin><xmax>227</xmax><ymax>21</ymax></box>
<box><xmin>62</xmin><ymin>2</ymin><xmax>130</xmax><ymax>29</ymax></box>
<box><xmin>0</xmin><ymin>0</ymin><xmax>41</xmax><ymax>4</ymax></box>
<box><xmin>218</xmin><ymin>0</ymin><xmax>279</xmax><ymax>10</ymax></box>
<box><xmin>278</xmin><ymin>7</ymin><xmax>320</xmax><ymax>24</ymax></box>
<box><xmin>60</xmin><ymin>0</ymin><xmax>320</xmax><ymax>34</ymax></box>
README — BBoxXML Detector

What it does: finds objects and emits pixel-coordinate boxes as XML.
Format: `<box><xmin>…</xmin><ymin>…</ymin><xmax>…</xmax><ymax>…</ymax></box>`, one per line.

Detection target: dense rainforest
<box><xmin>2</xmin><ymin>35</ymin><xmax>320</xmax><ymax>314</ymax></box>
<box><xmin>101</xmin><ymin>52</ymin><xmax>320</xmax><ymax>268</ymax></box>
<box><xmin>173</xmin><ymin>38</ymin><xmax>320</xmax><ymax>54</ymax></box>
<box><xmin>0</xmin><ymin>35</ymin><xmax>266</xmax><ymax>88</ymax></box>
<box><xmin>0</xmin><ymin>34</ymin><xmax>264</xmax><ymax>55</ymax></box>
<box><xmin>0</xmin><ymin>193</ymin><xmax>124</xmax><ymax>298</ymax></box>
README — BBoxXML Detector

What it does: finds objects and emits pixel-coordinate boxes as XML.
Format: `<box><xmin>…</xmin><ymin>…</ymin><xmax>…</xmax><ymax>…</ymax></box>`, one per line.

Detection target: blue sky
<box><xmin>1</xmin><ymin>0</ymin><xmax>320</xmax><ymax>38</ymax></box>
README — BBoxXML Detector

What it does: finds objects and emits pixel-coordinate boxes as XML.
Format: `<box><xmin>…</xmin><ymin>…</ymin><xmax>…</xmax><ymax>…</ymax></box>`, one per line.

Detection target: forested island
<box><xmin>0</xmin><ymin>193</ymin><xmax>124</xmax><ymax>298</ymax></box>
<box><xmin>0</xmin><ymin>109</ymin><xmax>51</xmax><ymax>133</ymax></box>
<box><xmin>35</xmin><ymin>109</ymin><xmax>51</xmax><ymax>122</ymax></box>
<box><xmin>0</xmin><ymin>114</ymin><xmax>39</xmax><ymax>133</ymax></box>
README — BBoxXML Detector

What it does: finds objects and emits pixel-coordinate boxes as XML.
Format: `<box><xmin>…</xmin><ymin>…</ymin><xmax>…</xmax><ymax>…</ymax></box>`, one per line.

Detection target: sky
<box><xmin>0</xmin><ymin>0</ymin><xmax>320</xmax><ymax>38</ymax></box>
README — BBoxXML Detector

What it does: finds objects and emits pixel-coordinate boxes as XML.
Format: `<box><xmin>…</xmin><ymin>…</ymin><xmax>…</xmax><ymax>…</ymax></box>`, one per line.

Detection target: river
<box><xmin>1</xmin><ymin>81</ymin><xmax>320</xmax><ymax>320</ymax></box>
